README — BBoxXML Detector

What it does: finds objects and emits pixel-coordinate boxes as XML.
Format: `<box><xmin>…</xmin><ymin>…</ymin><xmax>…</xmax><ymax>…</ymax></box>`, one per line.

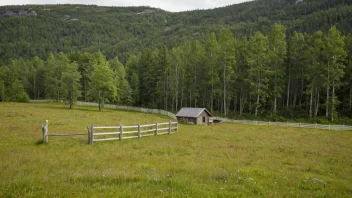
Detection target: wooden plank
<box><xmin>123</xmin><ymin>136</ymin><xmax>138</xmax><ymax>139</ymax></box>
<box><xmin>158</xmin><ymin>122</ymin><xmax>170</xmax><ymax>125</ymax></box>
<box><xmin>123</xmin><ymin>126</ymin><xmax>138</xmax><ymax>129</ymax></box>
<box><xmin>94</xmin><ymin>137</ymin><xmax>120</xmax><ymax>142</ymax></box>
<box><xmin>141</xmin><ymin>129</ymin><xmax>156</xmax><ymax>133</ymax></box>
<box><xmin>93</xmin><ymin>132</ymin><xmax>120</xmax><ymax>136</ymax></box>
<box><xmin>157</xmin><ymin>127</ymin><xmax>169</xmax><ymax>131</ymax></box>
<box><xmin>93</xmin><ymin>126</ymin><xmax>119</xmax><ymax>129</ymax></box>
<box><xmin>140</xmin><ymin>124</ymin><xmax>156</xmax><ymax>127</ymax></box>
<box><xmin>48</xmin><ymin>133</ymin><xmax>87</xmax><ymax>136</ymax></box>
<box><xmin>158</xmin><ymin>132</ymin><xmax>169</xmax><ymax>135</ymax></box>
<box><xmin>142</xmin><ymin>134</ymin><xmax>155</xmax><ymax>137</ymax></box>
<box><xmin>123</xmin><ymin>131</ymin><xmax>138</xmax><ymax>134</ymax></box>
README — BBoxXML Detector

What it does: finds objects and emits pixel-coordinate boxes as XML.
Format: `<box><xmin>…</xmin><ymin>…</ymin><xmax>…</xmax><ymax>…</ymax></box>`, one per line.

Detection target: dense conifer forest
<box><xmin>1</xmin><ymin>0</ymin><xmax>352</xmax><ymax>123</ymax></box>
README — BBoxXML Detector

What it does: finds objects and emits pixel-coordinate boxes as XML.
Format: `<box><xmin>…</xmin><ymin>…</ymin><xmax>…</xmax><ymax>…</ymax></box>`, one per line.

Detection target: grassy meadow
<box><xmin>0</xmin><ymin>103</ymin><xmax>351</xmax><ymax>197</ymax></box>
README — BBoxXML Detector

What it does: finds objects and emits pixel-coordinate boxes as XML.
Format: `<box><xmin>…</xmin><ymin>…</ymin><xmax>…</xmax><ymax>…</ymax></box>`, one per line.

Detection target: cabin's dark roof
<box><xmin>176</xmin><ymin>108</ymin><xmax>213</xmax><ymax>118</ymax></box>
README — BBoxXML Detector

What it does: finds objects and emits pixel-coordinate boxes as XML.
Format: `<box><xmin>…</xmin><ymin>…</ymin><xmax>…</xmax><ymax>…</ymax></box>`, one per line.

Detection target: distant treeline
<box><xmin>1</xmin><ymin>25</ymin><xmax>352</xmax><ymax>123</ymax></box>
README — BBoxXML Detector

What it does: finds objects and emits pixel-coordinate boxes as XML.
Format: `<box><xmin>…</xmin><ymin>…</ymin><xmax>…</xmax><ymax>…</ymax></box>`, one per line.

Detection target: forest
<box><xmin>1</xmin><ymin>0</ymin><xmax>352</xmax><ymax>123</ymax></box>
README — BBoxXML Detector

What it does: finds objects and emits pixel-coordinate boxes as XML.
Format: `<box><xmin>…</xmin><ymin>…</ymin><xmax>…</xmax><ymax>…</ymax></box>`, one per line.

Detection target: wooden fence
<box><xmin>214</xmin><ymin>117</ymin><xmax>352</xmax><ymax>131</ymax></box>
<box><xmin>88</xmin><ymin>121</ymin><xmax>178</xmax><ymax>144</ymax></box>
<box><xmin>76</xmin><ymin>101</ymin><xmax>177</xmax><ymax>120</ymax></box>
<box><xmin>30</xmin><ymin>100</ymin><xmax>177</xmax><ymax>120</ymax></box>
<box><xmin>41</xmin><ymin>120</ymin><xmax>88</xmax><ymax>143</ymax></box>
<box><xmin>41</xmin><ymin>120</ymin><xmax>178</xmax><ymax>144</ymax></box>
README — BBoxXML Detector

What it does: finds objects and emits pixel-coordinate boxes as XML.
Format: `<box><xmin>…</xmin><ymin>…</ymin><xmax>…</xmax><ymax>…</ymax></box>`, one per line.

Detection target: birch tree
<box><xmin>246</xmin><ymin>32</ymin><xmax>270</xmax><ymax>117</ymax></box>
<box><xmin>218</xmin><ymin>28</ymin><xmax>236</xmax><ymax>116</ymax></box>
<box><xmin>268</xmin><ymin>24</ymin><xmax>287</xmax><ymax>115</ymax></box>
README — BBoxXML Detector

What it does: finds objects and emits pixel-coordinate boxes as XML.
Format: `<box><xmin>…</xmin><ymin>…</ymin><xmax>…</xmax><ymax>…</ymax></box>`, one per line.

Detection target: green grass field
<box><xmin>0</xmin><ymin>103</ymin><xmax>351</xmax><ymax>197</ymax></box>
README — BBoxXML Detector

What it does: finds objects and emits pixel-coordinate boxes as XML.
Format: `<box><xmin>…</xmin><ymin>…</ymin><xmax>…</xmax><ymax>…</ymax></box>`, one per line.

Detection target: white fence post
<box><xmin>155</xmin><ymin>123</ymin><xmax>158</xmax><ymax>136</ymax></box>
<box><xmin>168</xmin><ymin>120</ymin><xmax>171</xmax><ymax>134</ymax></box>
<box><xmin>119</xmin><ymin>124</ymin><xmax>123</xmax><ymax>140</ymax></box>
<box><xmin>44</xmin><ymin>120</ymin><xmax>48</xmax><ymax>143</ymax></box>
<box><xmin>87</xmin><ymin>127</ymin><xmax>90</xmax><ymax>144</ymax></box>
<box><xmin>138</xmin><ymin>124</ymin><xmax>141</xmax><ymax>138</ymax></box>
<box><xmin>90</xmin><ymin>124</ymin><xmax>94</xmax><ymax>145</ymax></box>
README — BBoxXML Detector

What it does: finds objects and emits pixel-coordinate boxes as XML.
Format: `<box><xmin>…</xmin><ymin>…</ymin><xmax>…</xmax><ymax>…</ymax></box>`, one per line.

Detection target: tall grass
<box><xmin>0</xmin><ymin>103</ymin><xmax>351</xmax><ymax>197</ymax></box>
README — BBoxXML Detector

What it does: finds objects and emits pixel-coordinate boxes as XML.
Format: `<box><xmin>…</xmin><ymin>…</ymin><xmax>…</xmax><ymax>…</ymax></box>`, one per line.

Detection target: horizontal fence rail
<box><xmin>89</xmin><ymin>121</ymin><xmax>178</xmax><ymax>144</ymax></box>
<box><xmin>213</xmin><ymin>117</ymin><xmax>352</xmax><ymax>131</ymax></box>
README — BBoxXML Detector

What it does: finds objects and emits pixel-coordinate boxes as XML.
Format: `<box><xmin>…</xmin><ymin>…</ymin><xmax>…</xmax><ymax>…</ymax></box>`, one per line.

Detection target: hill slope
<box><xmin>0</xmin><ymin>0</ymin><xmax>351</xmax><ymax>63</ymax></box>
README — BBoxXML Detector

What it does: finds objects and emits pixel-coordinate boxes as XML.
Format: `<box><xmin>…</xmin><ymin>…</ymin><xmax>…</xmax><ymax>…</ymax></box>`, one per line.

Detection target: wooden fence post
<box><xmin>268</xmin><ymin>121</ymin><xmax>270</xmax><ymax>126</ymax></box>
<box><xmin>90</xmin><ymin>124</ymin><xmax>94</xmax><ymax>145</ymax></box>
<box><xmin>44</xmin><ymin>120</ymin><xmax>48</xmax><ymax>143</ymax></box>
<box><xmin>169</xmin><ymin>120</ymin><xmax>171</xmax><ymax>134</ymax></box>
<box><xmin>155</xmin><ymin>123</ymin><xmax>158</xmax><ymax>136</ymax></box>
<box><xmin>119</xmin><ymin>124</ymin><xmax>123</xmax><ymax>140</ymax></box>
<box><xmin>42</xmin><ymin>125</ymin><xmax>46</xmax><ymax>143</ymax></box>
<box><xmin>176</xmin><ymin>122</ymin><xmax>178</xmax><ymax>133</ymax></box>
<box><xmin>87</xmin><ymin>127</ymin><xmax>90</xmax><ymax>144</ymax></box>
<box><xmin>138</xmin><ymin>124</ymin><xmax>141</xmax><ymax>138</ymax></box>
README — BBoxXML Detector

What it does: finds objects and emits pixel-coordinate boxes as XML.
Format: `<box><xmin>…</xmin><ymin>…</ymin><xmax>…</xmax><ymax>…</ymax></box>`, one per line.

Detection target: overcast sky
<box><xmin>0</xmin><ymin>0</ymin><xmax>251</xmax><ymax>12</ymax></box>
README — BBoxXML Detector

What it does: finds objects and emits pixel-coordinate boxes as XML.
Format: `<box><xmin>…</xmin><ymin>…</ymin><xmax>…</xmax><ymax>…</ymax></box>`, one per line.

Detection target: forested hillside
<box><xmin>1</xmin><ymin>0</ymin><xmax>351</xmax><ymax>63</ymax></box>
<box><xmin>1</xmin><ymin>0</ymin><xmax>352</xmax><ymax>122</ymax></box>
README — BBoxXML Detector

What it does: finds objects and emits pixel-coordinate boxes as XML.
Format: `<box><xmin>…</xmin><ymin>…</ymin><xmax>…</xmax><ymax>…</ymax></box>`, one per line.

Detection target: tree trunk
<box><xmin>69</xmin><ymin>93</ymin><xmax>72</xmax><ymax>109</ymax></box>
<box><xmin>211</xmin><ymin>80</ymin><xmax>214</xmax><ymax>113</ymax></box>
<box><xmin>255</xmin><ymin>93</ymin><xmax>260</xmax><ymax>117</ymax></box>
<box><xmin>98</xmin><ymin>90</ymin><xmax>101</xmax><ymax>111</ymax></box>
<box><xmin>239</xmin><ymin>86</ymin><xmax>243</xmax><ymax>116</ymax></box>
<box><xmin>273</xmin><ymin>96</ymin><xmax>277</xmax><ymax>115</ymax></box>
<box><xmin>33</xmin><ymin>75</ymin><xmax>36</xmax><ymax>99</ymax></box>
<box><xmin>223</xmin><ymin>62</ymin><xmax>227</xmax><ymax>116</ymax></box>
<box><xmin>309</xmin><ymin>86</ymin><xmax>313</xmax><ymax>118</ymax></box>
<box><xmin>332</xmin><ymin>80</ymin><xmax>335</xmax><ymax>122</ymax></box>
<box><xmin>326</xmin><ymin>62</ymin><xmax>330</xmax><ymax>118</ymax></box>
<box><xmin>326</xmin><ymin>84</ymin><xmax>329</xmax><ymax>118</ymax></box>
<box><xmin>349</xmin><ymin>86</ymin><xmax>351</xmax><ymax>112</ymax></box>
<box><xmin>286</xmin><ymin>75</ymin><xmax>290</xmax><ymax>109</ymax></box>
<box><xmin>314</xmin><ymin>88</ymin><xmax>319</xmax><ymax>117</ymax></box>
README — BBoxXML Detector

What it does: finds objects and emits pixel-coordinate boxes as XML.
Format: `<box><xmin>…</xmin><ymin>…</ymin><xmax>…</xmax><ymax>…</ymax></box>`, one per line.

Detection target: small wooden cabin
<box><xmin>176</xmin><ymin>108</ymin><xmax>213</xmax><ymax>125</ymax></box>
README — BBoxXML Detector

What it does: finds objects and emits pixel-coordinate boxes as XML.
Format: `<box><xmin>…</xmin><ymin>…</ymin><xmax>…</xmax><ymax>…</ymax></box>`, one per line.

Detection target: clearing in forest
<box><xmin>0</xmin><ymin>103</ymin><xmax>351</xmax><ymax>197</ymax></box>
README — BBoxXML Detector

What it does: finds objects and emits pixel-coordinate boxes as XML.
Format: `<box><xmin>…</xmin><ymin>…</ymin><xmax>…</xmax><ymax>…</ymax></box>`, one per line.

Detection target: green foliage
<box><xmin>88</xmin><ymin>52</ymin><xmax>117</xmax><ymax>110</ymax></box>
<box><xmin>1</xmin><ymin>2</ymin><xmax>352</xmax><ymax>121</ymax></box>
<box><xmin>0</xmin><ymin>1</ymin><xmax>352</xmax><ymax>62</ymax></box>
<box><xmin>60</xmin><ymin>62</ymin><xmax>82</xmax><ymax>108</ymax></box>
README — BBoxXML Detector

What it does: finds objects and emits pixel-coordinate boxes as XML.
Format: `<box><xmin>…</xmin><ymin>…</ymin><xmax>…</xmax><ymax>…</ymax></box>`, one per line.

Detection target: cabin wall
<box><xmin>196</xmin><ymin>111</ymin><xmax>210</xmax><ymax>124</ymax></box>
<box><xmin>177</xmin><ymin>117</ymin><xmax>197</xmax><ymax>124</ymax></box>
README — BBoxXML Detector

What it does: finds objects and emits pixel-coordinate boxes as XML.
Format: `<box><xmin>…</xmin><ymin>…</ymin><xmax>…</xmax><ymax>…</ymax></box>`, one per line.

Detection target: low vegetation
<box><xmin>0</xmin><ymin>103</ymin><xmax>351</xmax><ymax>197</ymax></box>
